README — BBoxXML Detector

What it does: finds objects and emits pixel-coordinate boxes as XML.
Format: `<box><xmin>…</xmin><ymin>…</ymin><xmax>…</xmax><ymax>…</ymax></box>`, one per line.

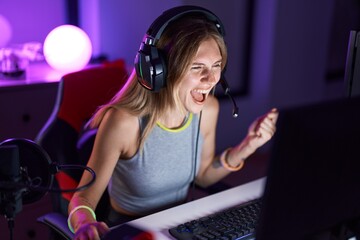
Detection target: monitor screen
<box><xmin>344</xmin><ymin>30</ymin><xmax>360</xmax><ymax>98</ymax></box>
<box><xmin>256</xmin><ymin>97</ymin><xmax>360</xmax><ymax>240</ymax></box>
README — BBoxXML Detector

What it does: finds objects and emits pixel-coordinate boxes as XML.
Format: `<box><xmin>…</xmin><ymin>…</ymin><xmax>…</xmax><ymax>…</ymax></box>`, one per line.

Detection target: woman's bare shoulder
<box><xmin>97</xmin><ymin>107</ymin><xmax>140</xmax><ymax>156</ymax></box>
<box><xmin>102</xmin><ymin>107</ymin><xmax>139</xmax><ymax>130</ymax></box>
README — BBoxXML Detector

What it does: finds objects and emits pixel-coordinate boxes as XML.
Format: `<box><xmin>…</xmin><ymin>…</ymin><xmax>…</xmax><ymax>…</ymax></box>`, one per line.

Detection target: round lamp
<box><xmin>43</xmin><ymin>25</ymin><xmax>92</xmax><ymax>72</ymax></box>
<box><xmin>0</xmin><ymin>15</ymin><xmax>12</xmax><ymax>48</ymax></box>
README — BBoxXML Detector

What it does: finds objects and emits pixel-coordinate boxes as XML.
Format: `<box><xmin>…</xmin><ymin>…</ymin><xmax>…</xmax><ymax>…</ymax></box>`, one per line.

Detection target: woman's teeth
<box><xmin>191</xmin><ymin>89</ymin><xmax>209</xmax><ymax>103</ymax></box>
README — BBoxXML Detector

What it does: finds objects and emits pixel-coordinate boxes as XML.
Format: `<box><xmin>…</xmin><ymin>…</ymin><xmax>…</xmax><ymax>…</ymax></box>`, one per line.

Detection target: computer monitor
<box><xmin>344</xmin><ymin>30</ymin><xmax>360</xmax><ymax>98</ymax></box>
<box><xmin>256</xmin><ymin>96</ymin><xmax>360</xmax><ymax>240</ymax></box>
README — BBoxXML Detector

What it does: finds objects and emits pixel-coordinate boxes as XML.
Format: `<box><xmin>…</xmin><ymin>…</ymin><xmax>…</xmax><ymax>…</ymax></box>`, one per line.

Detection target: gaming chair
<box><xmin>35</xmin><ymin>59</ymin><xmax>128</xmax><ymax>239</ymax></box>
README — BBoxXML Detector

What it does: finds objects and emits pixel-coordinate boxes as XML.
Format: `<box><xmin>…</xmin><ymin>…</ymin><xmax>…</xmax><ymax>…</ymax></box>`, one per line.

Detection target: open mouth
<box><xmin>191</xmin><ymin>89</ymin><xmax>210</xmax><ymax>104</ymax></box>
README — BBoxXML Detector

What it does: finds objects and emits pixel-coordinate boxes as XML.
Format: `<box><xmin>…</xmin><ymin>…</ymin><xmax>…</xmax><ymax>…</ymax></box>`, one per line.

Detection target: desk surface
<box><xmin>0</xmin><ymin>61</ymin><xmax>103</xmax><ymax>88</ymax></box>
<box><xmin>0</xmin><ymin>62</ymin><xmax>65</xmax><ymax>88</ymax></box>
<box><xmin>108</xmin><ymin>177</ymin><xmax>266</xmax><ymax>239</ymax></box>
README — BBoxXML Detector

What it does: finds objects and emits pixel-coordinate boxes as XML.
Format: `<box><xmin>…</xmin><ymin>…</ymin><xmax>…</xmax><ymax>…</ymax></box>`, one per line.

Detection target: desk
<box><xmin>0</xmin><ymin>62</ymin><xmax>64</xmax><ymax>87</ymax></box>
<box><xmin>0</xmin><ymin>62</ymin><xmax>64</xmax><ymax>142</ymax></box>
<box><xmin>107</xmin><ymin>178</ymin><xmax>266</xmax><ymax>239</ymax></box>
<box><xmin>0</xmin><ymin>62</ymin><xmax>98</xmax><ymax>142</ymax></box>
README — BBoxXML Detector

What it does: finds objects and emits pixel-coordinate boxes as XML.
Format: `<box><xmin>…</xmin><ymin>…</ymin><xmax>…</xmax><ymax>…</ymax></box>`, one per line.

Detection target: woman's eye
<box><xmin>191</xmin><ymin>66</ymin><xmax>203</xmax><ymax>71</ymax></box>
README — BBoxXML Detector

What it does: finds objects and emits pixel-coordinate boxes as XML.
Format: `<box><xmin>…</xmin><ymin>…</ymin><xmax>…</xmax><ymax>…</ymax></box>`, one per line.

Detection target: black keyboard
<box><xmin>168</xmin><ymin>198</ymin><xmax>261</xmax><ymax>240</ymax></box>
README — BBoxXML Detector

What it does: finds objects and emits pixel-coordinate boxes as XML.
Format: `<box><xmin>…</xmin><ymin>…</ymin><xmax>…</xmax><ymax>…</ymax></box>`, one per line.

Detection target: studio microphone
<box><xmin>0</xmin><ymin>138</ymin><xmax>96</xmax><ymax>201</ymax></box>
<box><xmin>0</xmin><ymin>138</ymin><xmax>97</xmax><ymax>240</ymax></box>
<box><xmin>220</xmin><ymin>73</ymin><xmax>239</xmax><ymax>118</ymax></box>
<box><xmin>0</xmin><ymin>144</ymin><xmax>23</xmax><ymax>220</ymax></box>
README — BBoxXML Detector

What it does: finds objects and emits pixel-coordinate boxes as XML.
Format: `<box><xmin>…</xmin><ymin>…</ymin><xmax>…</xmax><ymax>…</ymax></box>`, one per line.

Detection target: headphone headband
<box><xmin>147</xmin><ymin>5</ymin><xmax>225</xmax><ymax>41</ymax></box>
<box><xmin>135</xmin><ymin>5</ymin><xmax>225</xmax><ymax>92</ymax></box>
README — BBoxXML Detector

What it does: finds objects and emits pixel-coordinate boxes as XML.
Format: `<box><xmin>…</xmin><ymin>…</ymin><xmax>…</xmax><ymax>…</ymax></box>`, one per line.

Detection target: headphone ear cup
<box><xmin>135</xmin><ymin>43</ymin><xmax>167</xmax><ymax>92</ymax></box>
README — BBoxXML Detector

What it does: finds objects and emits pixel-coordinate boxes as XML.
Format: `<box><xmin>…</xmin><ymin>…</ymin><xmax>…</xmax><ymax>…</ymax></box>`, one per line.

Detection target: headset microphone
<box><xmin>220</xmin><ymin>73</ymin><xmax>239</xmax><ymax>118</ymax></box>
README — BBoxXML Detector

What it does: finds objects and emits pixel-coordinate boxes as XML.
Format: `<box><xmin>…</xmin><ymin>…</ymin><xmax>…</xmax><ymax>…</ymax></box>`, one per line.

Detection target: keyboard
<box><xmin>169</xmin><ymin>198</ymin><xmax>261</xmax><ymax>240</ymax></box>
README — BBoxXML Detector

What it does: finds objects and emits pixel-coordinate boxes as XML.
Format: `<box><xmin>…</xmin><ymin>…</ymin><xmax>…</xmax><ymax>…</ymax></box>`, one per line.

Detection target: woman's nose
<box><xmin>202</xmin><ymin>69</ymin><xmax>217</xmax><ymax>84</ymax></box>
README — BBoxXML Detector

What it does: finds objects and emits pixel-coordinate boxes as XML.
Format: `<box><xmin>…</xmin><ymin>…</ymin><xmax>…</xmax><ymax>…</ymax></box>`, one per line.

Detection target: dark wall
<box><xmin>1</xmin><ymin>0</ymin><xmax>359</xmax><ymax>152</ymax></box>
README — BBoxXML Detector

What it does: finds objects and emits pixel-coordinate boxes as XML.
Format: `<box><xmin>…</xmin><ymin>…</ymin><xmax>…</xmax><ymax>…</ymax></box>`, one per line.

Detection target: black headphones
<box><xmin>134</xmin><ymin>5</ymin><xmax>225</xmax><ymax>92</ymax></box>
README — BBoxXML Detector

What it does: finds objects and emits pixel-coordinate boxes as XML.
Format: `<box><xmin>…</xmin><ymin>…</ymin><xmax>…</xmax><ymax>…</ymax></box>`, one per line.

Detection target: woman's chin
<box><xmin>186</xmin><ymin>103</ymin><xmax>204</xmax><ymax>114</ymax></box>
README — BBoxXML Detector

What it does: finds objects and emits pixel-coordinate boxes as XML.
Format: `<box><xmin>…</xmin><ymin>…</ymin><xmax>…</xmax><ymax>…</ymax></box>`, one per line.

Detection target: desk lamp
<box><xmin>43</xmin><ymin>25</ymin><xmax>92</xmax><ymax>72</ymax></box>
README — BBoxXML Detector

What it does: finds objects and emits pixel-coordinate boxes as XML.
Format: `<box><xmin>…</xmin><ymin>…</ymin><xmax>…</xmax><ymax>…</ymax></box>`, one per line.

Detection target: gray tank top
<box><xmin>108</xmin><ymin>113</ymin><xmax>203</xmax><ymax>216</ymax></box>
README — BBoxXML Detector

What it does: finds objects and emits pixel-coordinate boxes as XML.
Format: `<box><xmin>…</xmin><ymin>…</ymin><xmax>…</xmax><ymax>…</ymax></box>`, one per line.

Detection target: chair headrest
<box><xmin>57</xmin><ymin>60</ymin><xmax>128</xmax><ymax>132</ymax></box>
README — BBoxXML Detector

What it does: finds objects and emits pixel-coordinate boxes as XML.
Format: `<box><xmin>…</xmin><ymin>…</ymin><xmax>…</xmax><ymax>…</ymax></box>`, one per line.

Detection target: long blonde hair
<box><xmin>90</xmin><ymin>13</ymin><xmax>228</xmax><ymax>149</ymax></box>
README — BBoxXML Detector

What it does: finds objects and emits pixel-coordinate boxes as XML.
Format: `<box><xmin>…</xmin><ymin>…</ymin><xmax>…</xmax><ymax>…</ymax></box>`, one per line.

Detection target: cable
<box><xmin>0</xmin><ymin>164</ymin><xmax>96</xmax><ymax>194</ymax></box>
<box><xmin>48</xmin><ymin>164</ymin><xmax>96</xmax><ymax>193</ymax></box>
<box><xmin>190</xmin><ymin>111</ymin><xmax>202</xmax><ymax>201</ymax></box>
<box><xmin>8</xmin><ymin>219</ymin><xmax>14</xmax><ymax>240</ymax></box>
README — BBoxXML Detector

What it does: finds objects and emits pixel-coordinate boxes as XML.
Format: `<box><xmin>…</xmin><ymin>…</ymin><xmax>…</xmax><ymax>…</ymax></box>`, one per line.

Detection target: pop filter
<box><xmin>0</xmin><ymin>138</ymin><xmax>96</xmax><ymax>204</ymax></box>
<box><xmin>0</xmin><ymin>138</ymin><xmax>54</xmax><ymax>205</ymax></box>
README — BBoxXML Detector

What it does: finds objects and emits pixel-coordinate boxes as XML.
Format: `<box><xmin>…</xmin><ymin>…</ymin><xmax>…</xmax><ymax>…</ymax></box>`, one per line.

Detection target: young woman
<box><xmin>68</xmin><ymin>6</ymin><xmax>278</xmax><ymax>239</ymax></box>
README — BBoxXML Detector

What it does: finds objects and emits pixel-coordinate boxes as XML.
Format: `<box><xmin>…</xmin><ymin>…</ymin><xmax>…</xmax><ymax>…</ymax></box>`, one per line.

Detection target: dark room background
<box><xmin>1</xmin><ymin>0</ymin><xmax>360</xmax><ymax>152</ymax></box>
<box><xmin>1</xmin><ymin>1</ymin><xmax>360</xmax><ymax>239</ymax></box>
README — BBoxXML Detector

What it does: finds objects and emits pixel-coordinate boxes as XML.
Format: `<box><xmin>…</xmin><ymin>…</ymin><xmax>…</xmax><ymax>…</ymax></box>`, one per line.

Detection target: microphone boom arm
<box><xmin>220</xmin><ymin>76</ymin><xmax>239</xmax><ymax>118</ymax></box>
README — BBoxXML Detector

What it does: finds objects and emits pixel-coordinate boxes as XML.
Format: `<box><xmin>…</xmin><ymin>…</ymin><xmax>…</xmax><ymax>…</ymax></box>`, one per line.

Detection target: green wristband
<box><xmin>67</xmin><ymin>205</ymin><xmax>96</xmax><ymax>233</ymax></box>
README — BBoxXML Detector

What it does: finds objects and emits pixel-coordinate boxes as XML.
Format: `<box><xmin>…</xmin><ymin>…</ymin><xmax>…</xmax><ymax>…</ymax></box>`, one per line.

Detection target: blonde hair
<box><xmin>90</xmin><ymin>13</ymin><xmax>228</xmax><ymax>149</ymax></box>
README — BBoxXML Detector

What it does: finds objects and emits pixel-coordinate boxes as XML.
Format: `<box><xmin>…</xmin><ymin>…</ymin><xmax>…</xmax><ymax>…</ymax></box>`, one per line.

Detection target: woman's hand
<box><xmin>247</xmin><ymin>108</ymin><xmax>278</xmax><ymax>150</ymax></box>
<box><xmin>73</xmin><ymin>221</ymin><xmax>110</xmax><ymax>240</ymax></box>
